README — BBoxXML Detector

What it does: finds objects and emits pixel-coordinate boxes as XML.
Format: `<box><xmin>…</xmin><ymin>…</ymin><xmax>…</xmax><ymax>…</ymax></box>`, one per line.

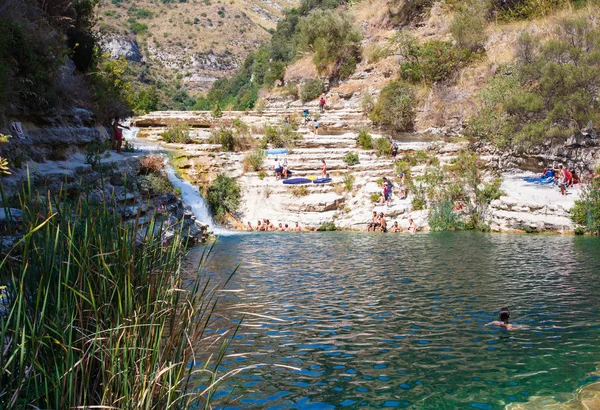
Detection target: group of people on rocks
<box><xmin>274</xmin><ymin>158</ymin><xmax>327</xmax><ymax>180</ymax></box>
<box><xmin>367</xmin><ymin>211</ymin><xmax>417</xmax><ymax>234</ymax></box>
<box><xmin>541</xmin><ymin>163</ymin><xmax>579</xmax><ymax>196</ymax></box>
<box><xmin>247</xmin><ymin>219</ymin><xmax>302</xmax><ymax>232</ymax></box>
<box><xmin>375</xmin><ymin>175</ymin><xmax>407</xmax><ymax>206</ymax></box>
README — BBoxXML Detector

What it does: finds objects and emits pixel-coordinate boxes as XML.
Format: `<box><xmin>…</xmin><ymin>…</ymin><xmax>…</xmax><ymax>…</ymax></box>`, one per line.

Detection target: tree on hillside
<box><xmin>298</xmin><ymin>9</ymin><xmax>362</xmax><ymax>80</ymax></box>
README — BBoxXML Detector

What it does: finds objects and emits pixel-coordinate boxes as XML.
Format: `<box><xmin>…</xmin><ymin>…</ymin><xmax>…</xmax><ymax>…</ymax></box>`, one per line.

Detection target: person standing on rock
<box><xmin>319</xmin><ymin>95</ymin><xmax>326</xmax><ymax>113</ymax></box>
<box><xmin>314</xmin><ymin>119</ymin><xmax>320</xmax><ymax>136</ymax></box>
<box><xmin>112</xmin><ymin>116</ymin><xmax>130</xmax><ymax>154</ymax></box>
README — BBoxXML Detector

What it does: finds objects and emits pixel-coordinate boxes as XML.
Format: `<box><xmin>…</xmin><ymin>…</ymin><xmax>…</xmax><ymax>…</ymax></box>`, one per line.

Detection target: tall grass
<box><xmin>0</xmin><ymin>179</ymin><xmax>234</xmax><ymax>409</ymax></box>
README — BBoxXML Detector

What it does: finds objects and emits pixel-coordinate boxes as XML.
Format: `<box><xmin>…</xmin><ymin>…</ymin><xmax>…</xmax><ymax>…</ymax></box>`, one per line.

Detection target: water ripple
<box><xmin>189</xmin><ymin>232</ymin><xmax>600</xmax><ymax>409</ymax></box>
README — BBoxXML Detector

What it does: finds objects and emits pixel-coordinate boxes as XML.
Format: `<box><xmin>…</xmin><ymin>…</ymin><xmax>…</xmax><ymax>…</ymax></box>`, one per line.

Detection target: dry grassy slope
<box><xmin>96</xmin><ymin>0</ymin><xmax>297</xmax><ymax>89</ymax></box>
<box><xmin>279</xmin><ymin>1</ymin><xmax>596</xmax><ymax>133</ymax></box>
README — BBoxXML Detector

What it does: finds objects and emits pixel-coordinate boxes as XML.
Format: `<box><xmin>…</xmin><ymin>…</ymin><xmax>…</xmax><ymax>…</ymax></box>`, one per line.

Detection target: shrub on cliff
<box><xmin>466</xmin><ymin>19</ymin><xmax>600</xmax><ymax>149</ymax></box>
<box><xmin>243</xmin><ymin>149</ymin><xmax>266</xmax><ymax>172</ymax></box>
<box><xmin>161</xmin><ymin>125</ymin><xmax>191</xmax><ymax>144</ymax></box>
<box><xmin>356</xmin><ymin>129</ymin><xmax>373</xmax><ymax>150</ymax></box>
<box><xmin>571</xmin><ymin>167</ymin><xmax>600</xmax><ymax>234</ymax></box>
<box><xmin>300</xmin><ymin>79</ymin><xmax>324</xmax><ymax>102</ymax></box>
<box><xmin>370</xmin><ymin>80</ymin><xmax>416</xmax><ymax>132</ymax></box>
<box><xmin>298</xmin><ymin>9</ymin><xmax>362</xmax><ymax>79</ymax></box>
<box><xmin>398</xmin><ymin>36</ymin><xmax>473</xmax><ymax>84</ymax></box>
<box><xmin>206</xmin><ymin>174</ymin><xmax>241</xmax><ymax>223</ymax></box>
<box><xmin>260</xmin><ymin>125</ymin><xmax>300</xmax><ymax>151</ymax></box>
<box><xmin>449</xmin><ymin>0</ymin><xmax>488</xmax><ymax>52</ymax></box>
<box><xmin>342</xmin><ymin>152</ymin><xmax>360</xmax><ymax>166</ymax></box>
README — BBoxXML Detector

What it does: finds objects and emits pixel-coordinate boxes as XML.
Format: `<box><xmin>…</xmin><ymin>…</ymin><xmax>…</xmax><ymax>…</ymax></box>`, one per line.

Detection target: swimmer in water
<box><xmin>485</xmin><ymin>307</ymin><xmax>515</xmax><ymax>330</ymax></box>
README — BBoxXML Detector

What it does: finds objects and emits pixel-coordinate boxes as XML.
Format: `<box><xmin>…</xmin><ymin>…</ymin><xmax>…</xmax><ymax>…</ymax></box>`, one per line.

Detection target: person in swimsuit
<box><xmin>408</xmin><ymin>218</ymin><xmax>417</xmax><ymax>234</ymax></box>
<box><xmin>379</xmin><ymin>213</ymin><xmax>387</xmax><ymax>232</ymax></box>
<box><xmin>295</xmin><ymin>222</ymin><xmax>301</xmax><ymax>232</ymax></box>
<box><xmin>486</xmin><ymin>307</ymin><xmax>515</xmax><ymax>330</ymax></box>
<box><xmin>321</xmin><ymin>160</ymin><xmax>327</xmax><ymax>178</ymax></box>
<box><xmin>391</xmin><ymin>221</ymin><xmax>401</xmax><ymax>233</ymax></box>
<box><xmin>367</xmin><ymin>211</ymin><xmax>380</xmax><ymax>231</ymax></box>
<box><xmin>112</xmin><ymin>116</ymin><xmax>130</xmax><ymax>154</ymax></box>
<box><xmin>246</xmin><ymin>221</ymin><xmax>253</xmax><ymax>231</ymax></box>
<box><xmin>314</xmin><ymin>119</ymin><xmax>319</xmax><ymax>136</ymax></box>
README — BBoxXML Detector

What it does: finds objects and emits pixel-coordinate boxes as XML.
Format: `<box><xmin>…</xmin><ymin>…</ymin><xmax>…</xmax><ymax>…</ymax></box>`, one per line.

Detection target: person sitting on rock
<box><xmin>282</xmin><ymin>158</ymin><xmax>289</xmax><ymax>179</ymax></box>
<box><xmin>321</xmin><ymin>160</ymin><xmax>327</xmax><ymax>178</ymax></box>
<box><xmin>284</xmin><ymin>223</ymin><xmax>289</xmax><ymax>231</ymax></box>
<box><xmin>278</xmin><ymin>223</ymin><xmax>285</xmax><ymax>231</ymax></box>
<box><xmin>295</xmin><ymin>222</ymin><xmax>301</xmax><ymax>232</ymax></box>
<box><xmin>367</xmin><ymin>211</ymin><xmax>380</xmax><ymax>231</ymax></box>
<box><xmin>391</xmin><ymin>221</ymin><xmax>401</xmax><ymax>233</ymax></box>
<box><xmin>408</xmin><ymin>218</ymin><xmax>417</xmax><ymax>234</ymax></box>
<box><xmin>246</xmin><ymin>221</ymin><xmax>253</xmax><ymax>231</ymax></box>
<box><xmin>257</xmin><ymin>220</ymin><xmax>263</xmax><ymax>231</ymax></box>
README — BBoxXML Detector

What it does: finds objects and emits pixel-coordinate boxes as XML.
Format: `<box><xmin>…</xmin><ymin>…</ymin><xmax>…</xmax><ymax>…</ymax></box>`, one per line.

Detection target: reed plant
<box><xmin>0</xmin><ymin>178</ymin><xmax>234</xmax><ymax>409</ymax></box>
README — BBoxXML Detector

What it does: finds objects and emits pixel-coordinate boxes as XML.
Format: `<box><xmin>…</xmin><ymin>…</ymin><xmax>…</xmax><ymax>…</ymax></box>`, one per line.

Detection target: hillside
<box><xmin>96</xmin><ymin>0</ymin><xmax>296</xmax><ymax>92</ymax></box>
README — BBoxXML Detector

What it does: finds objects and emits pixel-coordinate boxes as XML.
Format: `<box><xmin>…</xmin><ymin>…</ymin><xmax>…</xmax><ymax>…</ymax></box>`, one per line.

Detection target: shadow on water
<box><xmin>186</xmin><ymin>232</ymin><xmax>600</xmax><ymax>409</ymax></box>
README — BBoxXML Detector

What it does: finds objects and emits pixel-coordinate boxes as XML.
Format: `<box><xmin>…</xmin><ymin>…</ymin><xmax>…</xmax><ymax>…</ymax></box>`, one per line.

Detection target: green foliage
<box><xmin>300</xmin><ymin>78</ymin><xmax>324</xmax><ymax>102</ymax></box>
<box><xmin>449</xmin><ymin>0</ymin><xmax>488</xmax><ymax>52</ymax></box>
<box><xmin>317</xmin><ymin>221</ymin><xmax>337</xmax><ymax>231</ymax></box>
<box><xmin>261</xmin><ymin>125</ymin><xmax>300</xmax><ymax>149</ymax></box>
<box><xmin>342</xmin><ymin>152</ymin><xmax>360</xmax><ymax>166</ymax></box>
<box><xmin>466</xmin><ymin>19</ymin><xmax>600</xmax><ymax>149</ymax></box>
<box><xmin>161</xmin><ymin>125</ymin><xmax>191</xmax><ymax>143</ymax></box>
<box><xmin>386</xmin><ymin>0</ymin><xmax>434</xmax><ymax>26</ymax></box>
<box><xmin>494</xmin><ymin>0</ymin><xmax>571</xmax><ymax>22</ymax></box>
<box><xmin>370</xmin><ymin>193</ymin><xmax>381</xmax><ymax>203</ymax></box>
<box><xmin>428</xmin><ymin>200</ymin><xmax>462</xmax><ymax>231</ymax></box>
<box><xmin>361</xmin><ymin>94</ymin><xmax>375</xmax><ymax>116</ymax></box>
<box><xmin>374</xmin><ymin>137</ymin><xmax>392</xmax><ymax>157</ymax></box>
<box><xmin>85</xmin><ymin>139</ymin><xmax>111</xmax><ymax>168</ymax></box>
<box><xmin>343</xmin><ymin>173</ymin><xmax>355</xmax><ymax>191</ymax></box>
<box><xmin>212</xmin><ymin>103</ymin><xmax>223</xmax><ymax>118</ymax></box>
<box><xmin>258</xmin><ymin>170</ymin><xmax>266</xmax><ymax>180</ymax></box>
<box><xmin>243</xmin><ymin>148</ymin><xmax>266</xmax><ymax>172</ymax></box>
<box><xmin>370</xmin><ymin>80</ymin><xmax>416</xmax><ymax>132</ymax></box>
<box><xmin>298</xmin><ymin>9</ymin><xmax>362</xmax><ymax>79</ymax></box>
<box><xmin>356</xmin><ymin>129</ymin><xmax>374</xmax><ymax>149</ymax></box>
<box><xmin>411</xmin><ymin>185</ymin><xmax>427</xmax><ymax>210</ymax></box>
<box><xmin>0</xmin><ymin>183</ymin><xmax>230</xmax><ymax>409</ymax></box>
<box><xmin>206</xmin><ymin>174</ymin><xmax>241</xmax><ymax>222</ymax></box>
<box><xmin>134</xmin><ymin>87</ymin><xmax>160</xmax><ymax>114</ymax></box>
<box><xmin>571</xmin><ymin>167</ymin><xmax>600</xmax><ymax>234</ymax></box>
<box><xmin>130</xmin><ymin>22</ymin><xmax>148</xmax><ymax>34</ymax></box>
<box><xmin>398</xmin><ymin>36</ymin><xmax>474</xmax><ymax>84</ymax></box>
<box><xmin>138</xmin><ymin>173</ymin><xmax>173</xmax><ymax>197</ymax></box>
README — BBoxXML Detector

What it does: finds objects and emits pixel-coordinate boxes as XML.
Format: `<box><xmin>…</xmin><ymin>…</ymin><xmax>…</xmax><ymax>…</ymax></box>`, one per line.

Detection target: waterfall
<box><xmin>123</xmin><ymin>124</ymin><xmax>229</xmax><ymax>234</ymax></box>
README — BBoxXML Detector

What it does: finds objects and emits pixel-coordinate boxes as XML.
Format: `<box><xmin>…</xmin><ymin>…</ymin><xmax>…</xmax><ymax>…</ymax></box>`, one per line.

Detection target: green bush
<box><xmin>356</xmin><ymin>129</ymin><xmax>373</xmax><ymax>149</ymax></box>
<box><xmin>398</xmin><ymin>36</ymin><xmax>473</xmax><ymax>84</ymax></box>
<box><xmin>243</xmin><ymin>148</ymin><xmax>266</xmax><ymax>172</ymax></box>
<box><xmin>449</xmin><ymin>0</ymin><xmax>488</xmax><ymax>52</ymax></box>
<box><xmin>161</xmin><ymin>124</ymin><xmax>191</xmax><ymax>143</ymax></box>
<box><xmin>206</xmin><ymin>174</ymin><xmax>241</xmax><ymax>222</ymax></box>
<box><xmin>212</xmin><ymin>103</ymin><xmax>223</xmax><ymax>118</ymax></box>
<box><xmin>317</xmin><ymin>221</ymin><xmax>337</xmax><ymax>231</ymax></box>
<box><xmin>466</xmin><ymin>19</ymin><xmax>600</xmax><ymax>149</ymax></box>
<box><xmin>343</xmin><ymin>173</ymin><xmax>355</xmax><ymax>191</ymax></box>
<box><xmin>261</xmin><ymin>125</ymin><xmax>300</xmax><ymax>149</ymax></box>
<box><xmin>370</xmin><ymin>193</ymin><xmax>381</xmax><ymax>203</ymax></box>
<box><xmin>300</xmin><ymin>78</ymin><xmax>324</xmax><ymax>102</ymax></box>
<box><xmin>361</xmin><ymin>94</ymin><xmax>375</xmax><ymax>116</ymax></box>
<box><xmin>571</xmin><ymin>166</ymin><xmax>600</xmax><ymax>234</ymax></box>
<box><xmin>386</xmin><ymin>0</ymin><xmax>434</xmax><ymax>26</ymax></box>
<box><xmin>298</xmin><ymin>9</ymin><xmax>362</xmax><ymax>78</ymax></box>
<box><xmin>130</xmin><ymin>22</ymin><xmax>148</xmax><ymax>34</ymax></box>
<box><xmin>428</xmin><ymin>200</ymin><xmax>462</xmax><ymax>231</ymax></box>
<box><xmin>374</xmin><ymin>137</ymin><xmax>392</xmax><ymax>157</ymax></box>
<box><xmin>138</xmin><ymin>173</ymin><xmax>173</xmax><ymax>197</ymax></box>
<box><xmin>342</xmin><ymin>151</ymin><xmax>360</xmax><ymax>166</ymax></box>
<box><xmin>370</xmin><ymin>80</ymin><xmax>416</xmax><ymax>132</ymax></box>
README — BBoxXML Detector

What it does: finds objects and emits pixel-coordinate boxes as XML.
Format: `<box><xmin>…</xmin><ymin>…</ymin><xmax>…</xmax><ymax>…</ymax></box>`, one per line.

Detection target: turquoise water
<box><xmin>191</xmin><ymin>232</ymin><xmax>600</xmax><ymax>409</ymax></box>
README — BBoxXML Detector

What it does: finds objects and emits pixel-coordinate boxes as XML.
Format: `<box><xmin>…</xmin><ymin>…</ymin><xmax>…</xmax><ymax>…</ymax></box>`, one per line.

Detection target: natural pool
<box><xmin>189</xmin><ymin>232</ymin><xmax>600</xmax><ymax>409</ymax></box>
